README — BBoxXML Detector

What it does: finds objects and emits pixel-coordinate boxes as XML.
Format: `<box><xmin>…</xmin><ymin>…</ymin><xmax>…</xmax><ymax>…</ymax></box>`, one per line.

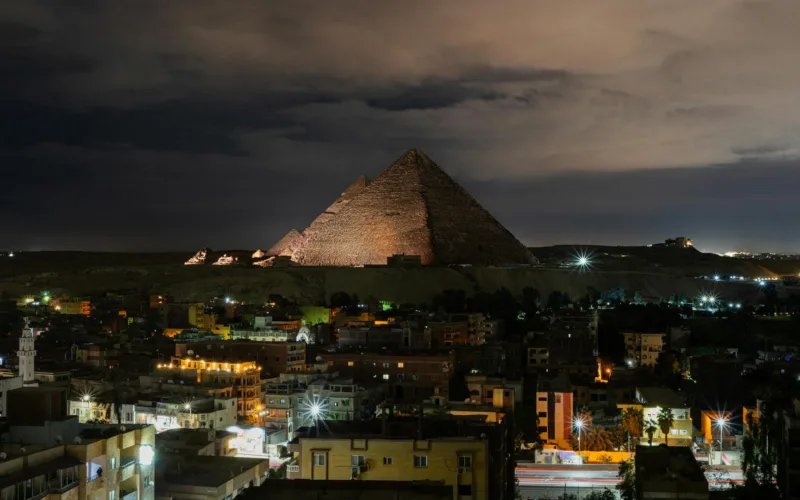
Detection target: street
<box><xmin>515</xmin><ymin>463</ymin><xmax>744</xmax><ymax>499</ymax></box>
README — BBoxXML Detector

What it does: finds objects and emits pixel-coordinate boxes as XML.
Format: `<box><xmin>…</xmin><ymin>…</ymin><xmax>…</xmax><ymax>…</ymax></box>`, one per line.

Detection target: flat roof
<box><xmin>636</xmin><ymin>387</ymin><xmax>686</xmax><ymax>408</ymax></box>
<box><xmin>157</xmin><ymin>456</ymin><xmax>268</xmax><ymax>487</ymax></box>
<box><xmin>635</xmin><ymin>445</ymin><xmax>707</xmax><ymax>485</ymax></box>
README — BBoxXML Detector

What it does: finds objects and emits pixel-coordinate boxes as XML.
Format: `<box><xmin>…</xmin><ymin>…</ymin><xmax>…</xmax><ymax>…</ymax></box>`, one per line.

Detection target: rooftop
<box><xmin>238</xmin><ymin>479</ymin><xmax>452</xmax><ymax>500</ymax></box>
<box><xmin>636</xmin><ymin>387</ymin><xmax>687</xmax><ymax>408</ymax></box>
<box><xmin>635</xmin><ymin>445</ymin><xmax>708</xmax><ymax>489</ymax></box>
<box><xmin>156</xmin><ymin>455</ymin><xmax>268</xmax><ymax>487</ymax></box>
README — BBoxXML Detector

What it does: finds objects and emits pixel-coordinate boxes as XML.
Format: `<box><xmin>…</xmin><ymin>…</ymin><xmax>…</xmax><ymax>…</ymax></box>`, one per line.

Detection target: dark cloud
<box><xmin>1</xmin><ymin>1</ymin><xmax>799</xmax><ymax>252</ymax></box>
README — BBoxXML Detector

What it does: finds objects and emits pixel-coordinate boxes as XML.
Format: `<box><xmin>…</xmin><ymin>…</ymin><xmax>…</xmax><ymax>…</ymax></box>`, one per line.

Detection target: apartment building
<box><xmin>319</xmin><ymin>351</ymin><xmax>454</xmax><ymax>403</ymax></box>
<box><xmin>2</xmin><ymin>421</ymin><xmax>156</xmax><ymax>500</ymax></box>
<box><xmin>260</xmin><ymin>367</ymin><xmax>384</xmax><ymax>438</ymax></box>
<box><xmin>535</xmin><ymin>376</ymin><xmax>573</xmax><ymax>446</ymax></box>
<box><xmin>286</xmin><ymin>416</ymin><xmax>513</xmax><ymax>500</ymax></box>
<box><xmin>464</xmin><ymin>373</ymin><xmax>521</xmax><ymax>407</ymax></box>
<box><xmin>337</xmin><ymin>324</ymin><xmax>431</xmax><ymax>350</ymax></box>
<box><xmin>158</xmin><ymin>358</ymin><xmax>261</xmax><ymax>419</ymax></box>
<box><xmin>155</xmin><ymin>455</ymin><xmax>269</xmax><ymax>500</ymax></box>
<box><xmin>780</xmin><ymin>398</ymin><xmax>800</xmax><ymax>500</ymax></box>
<box><xmin>623</xmin><ymin>333</ymin><xmax>664</xmax><ymax>367</ymax></box>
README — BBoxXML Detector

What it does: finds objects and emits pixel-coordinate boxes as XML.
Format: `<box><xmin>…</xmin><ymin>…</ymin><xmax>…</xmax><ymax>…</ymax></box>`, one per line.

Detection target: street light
<box><xmin>714</xmin><ymin>416</ymin><xmax>729</xmax><ymax>465</ymax></box>
<box><xmin>184</xmin><ymin>402</ymin><xmax>193</xmax><ymax>428</ymax></box>
<box><xmin>574</xmin><ymin>417</ymin><xmax>586</xmax><ymax>453</ymax></box>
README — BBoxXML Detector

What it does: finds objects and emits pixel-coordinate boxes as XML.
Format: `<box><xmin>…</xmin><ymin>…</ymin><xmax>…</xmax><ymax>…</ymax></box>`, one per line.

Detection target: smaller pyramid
<box><xmin>267</xmin><ymin>229</ymin><xmax>305</xmax><ymax>258</ymax></box>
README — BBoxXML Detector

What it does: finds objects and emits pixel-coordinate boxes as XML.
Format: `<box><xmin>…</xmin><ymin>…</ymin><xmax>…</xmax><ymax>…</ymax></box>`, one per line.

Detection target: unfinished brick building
<box><xmin>269</xmin><ymin>148</ymin><xmax>536</xmax><ymax>267</ymax></box>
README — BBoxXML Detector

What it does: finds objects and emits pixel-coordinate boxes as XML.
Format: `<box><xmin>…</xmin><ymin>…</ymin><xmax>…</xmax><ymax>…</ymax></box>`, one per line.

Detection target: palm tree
<box><xmin>621</xmin><ymin>407</ymin><xmax>644</xmax><ymax>450</ymax></box>
<box><xmin>657</xmin><ymin>407</ymin><xmax>675</xmax><ymax>446</ymax></box>
<box><xmin>645</xmin><ymin>419</ymin><xmax>658</xmax><ymax>446</ymax></box>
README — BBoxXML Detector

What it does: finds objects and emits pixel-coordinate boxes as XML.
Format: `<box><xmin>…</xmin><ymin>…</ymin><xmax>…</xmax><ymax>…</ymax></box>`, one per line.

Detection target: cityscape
<box><xmin>3</xmin><ymin>3</ymin><xmax>800</xmax><ymax>500</ymax></box>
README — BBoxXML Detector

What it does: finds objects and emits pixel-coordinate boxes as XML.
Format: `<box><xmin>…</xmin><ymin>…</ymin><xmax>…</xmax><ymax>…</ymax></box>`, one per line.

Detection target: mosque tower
<box><xmin>17</xmin><ymin>318</ymin><xmax>38</xmax><ymax>387</ymax></box>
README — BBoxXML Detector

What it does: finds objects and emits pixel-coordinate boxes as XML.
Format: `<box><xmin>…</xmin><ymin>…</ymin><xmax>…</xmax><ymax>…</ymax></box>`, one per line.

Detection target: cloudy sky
<box><xmin>2</xmin><ymin>0</ymin><xmax>799</xmax><ymax>253</ymax></box>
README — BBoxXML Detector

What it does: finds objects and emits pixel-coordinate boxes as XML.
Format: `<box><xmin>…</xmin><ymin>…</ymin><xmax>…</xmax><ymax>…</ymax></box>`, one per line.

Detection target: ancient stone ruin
<box><xmin>268</xmin><ymin>148</ymin><xmax>536</xmax><ymax>267</ymax></box>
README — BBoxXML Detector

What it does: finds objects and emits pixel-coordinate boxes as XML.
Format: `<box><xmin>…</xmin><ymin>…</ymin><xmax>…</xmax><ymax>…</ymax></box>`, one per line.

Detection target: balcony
<box><xmin>120</xmin><ymin>457</ymin><xmax>137</xmax><ymax>482</ymax></box>
<box><xmin>121</xmin><ymin>490</ymin><xmax>138</xmax><ymax>500</ymax></box>
<box><xmin>286</xmin><ymin>462</ymin><xmax>301</xmax><ymax>480</ymax></box>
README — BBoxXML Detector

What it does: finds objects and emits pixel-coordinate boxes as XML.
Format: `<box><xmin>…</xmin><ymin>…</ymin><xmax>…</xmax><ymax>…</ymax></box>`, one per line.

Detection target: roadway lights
<box><xmin>82</xmin><ymin>394</ymin><xmax>90</xmax><ymax>402</ymax></box>
<box><xmin>713</xmin><ymin>275</ymin><xmax>720</xmax><ymax>281</ymax></box>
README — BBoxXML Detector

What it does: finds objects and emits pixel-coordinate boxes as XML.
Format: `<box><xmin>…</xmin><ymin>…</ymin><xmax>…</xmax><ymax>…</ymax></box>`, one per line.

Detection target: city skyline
<box><xmin>3</xmin><ymin>1</ymin><xmax>800</xmax><ymax>252</ymax></box>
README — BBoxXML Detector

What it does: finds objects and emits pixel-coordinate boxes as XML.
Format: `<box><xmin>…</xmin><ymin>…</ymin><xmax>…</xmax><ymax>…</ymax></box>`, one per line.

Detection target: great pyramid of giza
<box><xmin>272</xmin><ymin>149</ymin><xmax>536</xmax><ymax>267</ymax></box>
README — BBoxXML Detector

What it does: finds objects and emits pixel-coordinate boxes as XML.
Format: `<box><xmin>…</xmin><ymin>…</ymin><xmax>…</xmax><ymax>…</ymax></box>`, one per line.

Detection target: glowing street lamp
<box><xmin>184</xmin><ymin>401</ymin><xmax>193</xmax><ymax>427</ymax></box>
<box><xmin>574</xmin><ymin>417</ymin><xmax>586</xmax><ymax>452</ymax></box>
<box><xmin>714</xmin><ymin>416</ymin><xmax>729</xmax><ymax>464</ymax></box>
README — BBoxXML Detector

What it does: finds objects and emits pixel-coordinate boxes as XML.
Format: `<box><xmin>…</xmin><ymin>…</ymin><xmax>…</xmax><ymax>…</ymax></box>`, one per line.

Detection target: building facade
<box><xmin>623</xmin><ymin>333</ymin><xmax>664</xmax><ymax>367</ymax></box>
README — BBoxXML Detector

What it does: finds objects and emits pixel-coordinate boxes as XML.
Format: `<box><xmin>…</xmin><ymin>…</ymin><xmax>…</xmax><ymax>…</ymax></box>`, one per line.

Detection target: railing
<box><xmin>121</xmin><ymin>490</ymin><xmax>138</xmax><ymax>500</ymax></box>
<box><xmin>287</xmin><ymin>465</ymin><xmax>300</xmax><ymax>473</ymax></box>
<box><xmin>120</xmin><ymin>458</ymin><xmax>137</xmax><ymax>481</ymax></box>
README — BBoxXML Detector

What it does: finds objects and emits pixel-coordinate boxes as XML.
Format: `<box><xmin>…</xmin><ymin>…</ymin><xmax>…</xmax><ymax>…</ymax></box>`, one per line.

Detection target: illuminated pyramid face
<box><xmin>274</xmin><ymin>149</ymin><xmax>536</xmax><ymax>267</ymax></box>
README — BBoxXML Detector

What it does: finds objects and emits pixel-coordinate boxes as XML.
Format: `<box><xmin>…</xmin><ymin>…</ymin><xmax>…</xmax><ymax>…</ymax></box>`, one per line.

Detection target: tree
<box><xmin>738</xmin><ymin>401</ymin><xmax>781</xmax><ymax>499</ymax></box>
<box><xmin>329</xmin><ymin>291</ymin><xmax>353</xmax><ymax>309</ymax></box>
<box><xmin>585</xmin><ymin>490</ymin><xmax>616</xmax><ymax>500</ymax></box>
<box><xmin>621</xmin><ymin>407</ymin><xmax>644</xmax><ymax>450</ymax></box>
<box><xmin>617</xmin><ymin>459</ymin><xmax>636</xmax><ymax>500</ymax></box>
<box><xmin>644</xmin><ymin>419</ymin><xmax>657</xmax><ymax>446</ymax></box>
<box><xmin>514</xmin><ymin>405</ymin><xmax>544</xmax><ymax>454</ymax></box>
<box><xmin>657</xmin><ymin>407</ymin><xmax>675</xmax><ymax>445</ymax></box>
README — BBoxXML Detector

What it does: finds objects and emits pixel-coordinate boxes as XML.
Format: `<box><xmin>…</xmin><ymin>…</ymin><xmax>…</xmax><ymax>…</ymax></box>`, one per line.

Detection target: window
<box><xmin>397</xmin><ymin>362</ymin><xmax>404</xmax><ymax>368</ymax></box>
<box><xmin>413</xmin><ymin>455</ymin><xmax>428</xmax><ymax>468</ymax></box>
<box><xmin>458</xmin><ymin>455</ymin><xmax>472</xmax><ymax>471</ymax></box>
<box><xmin>537</xmin><ymin>412</ymin><xmax>546</xmax><ymax>418</ymax></box>
<box><xmin>382</xmin><ymin>374</ymin><xmax>389</xmax><ymax>380</ymax></box>
<box><xmin>280</xmin><ymin>399</ymin><xmax>286</xmax><ymax>404</ymax></box>
<box><xmin>269</xmin><ymin>399</ymin><xmax>275</xmax><ymax>404</ymax></box>
<box><xmin>671</xmin><ymin>429</ymin><xmax>679</xmax><ymax>435</ymax></box>
<box><xmin>538</xmin><ymin>397</ymin><xmax>547</xmax><ymax>401</ymax></box>
<box><xmin>351</xmin><ymin>455</ymin><xmax>365</xmax><ymax>467</ymax></box>
<box><xmin>555</xmin><ymin>395</ymin><xmax>562</xmax><ymax>403</ymax></box>
<box><xmin>383</xmin><ymin>457</ymin><xmax>393</xmax><ymax>465</ymax></box>
<box><xmin>109</xmin><ymin>491</ymin><xmax>115</xmax><ymax>500</ymax></box>
<box><xmin>297</xmin><ymin>397</ymin><xmax>304</xmax><ymax>405</ymax></box>
<box><xmin>313</xmin><ymin>453</ymin><xmax>326</xmax><ymax>466</ymax></box>
<box><xmin>382</xmin><ymin>362</ymin><xmax>390</xmax><ymax>368</ymax></box>
<box><xmin>347</xmin><ymin>361</ymin><xmax>354</xmax><ymax>367</ymax></box>
<box><xmin>109</xmin><ymin>457</ymin><xmax>116</xmax><ymax>470</ymax></box>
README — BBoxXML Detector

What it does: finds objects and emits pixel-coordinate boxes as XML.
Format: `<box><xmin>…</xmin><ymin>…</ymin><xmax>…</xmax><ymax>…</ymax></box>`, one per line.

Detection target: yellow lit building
<box><xmin>158</xmin><ymin>359</ymin><xmax>261</xmax><ymax>418</ymax></box>
<box><xmin>618</xmin><ymin>387</ymin><xmax>693</xmax><ymax>446</ymax></box>
<box><xmin>286</xmin><ymin>416</ymin><xmax>513</xmax><ymax>500</ymax></box>
<box><xmin>57</xmin><ymin>301</ymin><xmax>92</xmax><ymax>316</ymax></box>
<box><xmin>292</xmin><ymin>436</ymin><xmax>487</xmax><ymax>499</ymax></box>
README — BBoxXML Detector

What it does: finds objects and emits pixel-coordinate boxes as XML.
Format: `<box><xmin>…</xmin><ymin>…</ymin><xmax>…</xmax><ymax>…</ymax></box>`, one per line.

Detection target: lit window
<box><xmin>313</xmin><ymin>453</ymin><xmax>326</xmax><ymax>466</ymax></box>
<box><xmin>383</xmin><ymin>457</ymin><xmax>393</xmax><ymax>465</ymax></box>
<box><xmin>458</xmin><ymin>455</ymin><xmax>472</xmax><ymax>471</ymax></box>
<box><xmin>397</xmin><ymin>362</ymin><xmax>404</xmax><ymax>368</ymax></box>
<box><xmin>351</xmin><ymin>455</ymin><xmax>366</xmax><ymax>467</ymax></box>
<box><xmin>413</xmin><ymin>455</ymin><xmax>428</xmax><ymax>468</ymax></box>
<box><xmin>347</xmin><ymin>361</ymin><xmax>354</xmax><ymax>367</ymax></box>
<box><xmin>382</xmin><ymin>374</ymin><xmax>389</xmax><ymax>380</ymax></box>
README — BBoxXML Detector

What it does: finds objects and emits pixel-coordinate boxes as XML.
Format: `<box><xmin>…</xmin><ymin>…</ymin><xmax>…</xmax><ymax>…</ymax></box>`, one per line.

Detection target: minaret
<box><xmin>17</xmin><ymin>318</ymin><xmax>38</xmax><ymax>387</ymax></box>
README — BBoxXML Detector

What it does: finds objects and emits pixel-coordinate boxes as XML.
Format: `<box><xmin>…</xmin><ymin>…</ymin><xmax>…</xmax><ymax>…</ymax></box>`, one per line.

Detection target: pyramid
<box><xmin>279</xmin><ymin>149</ymin><xmax>536</xmax><ymax>267</ymax></box>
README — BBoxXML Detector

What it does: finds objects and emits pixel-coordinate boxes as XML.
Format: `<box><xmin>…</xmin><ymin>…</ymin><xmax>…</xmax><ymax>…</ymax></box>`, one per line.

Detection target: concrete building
<box><xmin>156</xmin><ymin>358</ymin><xmax>260</xmax><ymax>419</ymax></box>
<box><xmin>131</xmin><ymin>396</ymin><xmax>238</xmax><ymax>432</ymax></box>
<box><xmin>619</xmin><ymin>387</ymin><xmax>693</xmax><ymax>447</ymax></box>
<box><xmin>155</xmin><ymin>455</ymin><xmax>269</xmax><ymax>500</ymax></box>
<box><xmin>623</xmin><ymin>333</ymin><xmax>664</xmax><ymax>368</ymax></box>
<box><xmin>261</xmin><ymin>371</ymin><xmax>384</xmax><ymax>440</ymax></box>
<box><xmin>3</xmin><ymin>421</ymin><xmax>156</xmax><ymax>500</ymax></box>
<box><xmin>536</xmin><ymin>376</ymin><xmax>574</xmax><ymax>446</ymax></box>
<box><xmin>156</xmin><ymin>428</ymin><xmax>236</xmax><ymax>456</ymax></box>
<box><xmin>319</xmin><ymin>351</ymin><xmax>454</xmax><ymax>403</ymax></box>
<box><xmin>634</xmin><ymin>445</ymin><xmax>708</xmax><ymax>499</ymax></box>
<box><xmin>239</xmin><ymin>479</ymin><xmax>453</xmax><ymax>499</ymax></box>
<box><xmin>337</xmin><ymin>324</ymin><xmax>430</xmax><ymax>350</ymax></box>
<box><xmin>286</xmin><ymin>415</ymin><xmax>513</xmax><ymax>500</ymax></box>
<box><xmin>464</xmin><ymin>373</ymin><xmax>521</xmax><ymax>406</ymax></box>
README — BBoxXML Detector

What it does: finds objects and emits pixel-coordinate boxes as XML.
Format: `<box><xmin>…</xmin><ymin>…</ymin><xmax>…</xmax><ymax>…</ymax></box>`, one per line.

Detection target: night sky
<box><xmin>3</xmin><ymin>1</ymin><xmax>800</xmax><ymax>253</ymax></box>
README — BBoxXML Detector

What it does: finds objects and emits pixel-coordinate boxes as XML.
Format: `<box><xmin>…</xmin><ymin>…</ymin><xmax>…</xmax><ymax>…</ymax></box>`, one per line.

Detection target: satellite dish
<box><xmin>55</xmin><ymin>435</ymin><xmax>63</xmax><ymax>444</ymax></box>
<box><xmin>73</xmin><ymin>437</ymin><xmax>82</xmax><ymax>444</ymax></box>
<box><xmin>119</xmin><ymin>425</ymin><xmax>126</xmax><ymax>432</ymax></box>
<box><xmin>315</xmin><ymin>356</ymin><xmax>322</xmax><ymax>362</ymax></box>
<box><xmin>188</xmin><ymin>350</ymin><xmax>194</xmax><ymax>356</ymax></box>
<box><xmin>0</xmin><ymin>452</ymin><xmax>6</xmax><ymax>460</ymax></box>
<box><xmin>19</xmin><ymin>448</ymin><xmax>26</xmax><ymax>453</ymax></box>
